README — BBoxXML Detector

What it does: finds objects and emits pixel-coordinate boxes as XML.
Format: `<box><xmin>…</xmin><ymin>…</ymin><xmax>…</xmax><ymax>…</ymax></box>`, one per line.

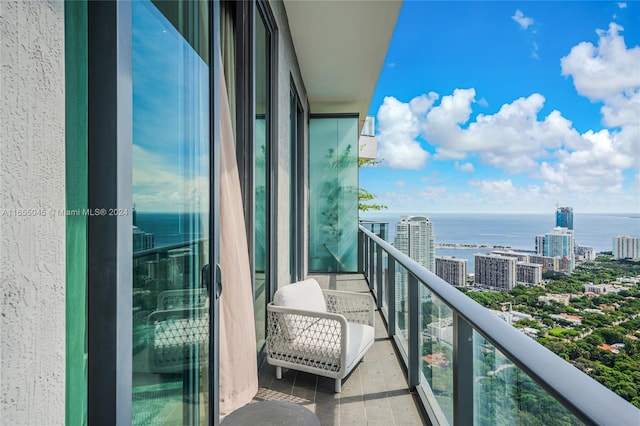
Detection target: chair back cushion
<box><xmin>273</xmin><ymin>278</ymin><xmax>326</xmax><ymax>313</ymax></box>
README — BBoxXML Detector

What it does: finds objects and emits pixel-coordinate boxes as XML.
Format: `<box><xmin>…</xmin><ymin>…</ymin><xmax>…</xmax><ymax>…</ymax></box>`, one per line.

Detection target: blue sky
<box><xmin>132</xmin><ymin>0</ymin><xmax>210</xmax><ymax>213</ymax></box>
<box><xmin>362</xmin><ymin>1</ymin><xmax>640</xmax><ymax>215</ymax></box>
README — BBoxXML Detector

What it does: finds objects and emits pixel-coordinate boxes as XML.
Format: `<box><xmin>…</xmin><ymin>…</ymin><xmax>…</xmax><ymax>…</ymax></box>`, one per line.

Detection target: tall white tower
<box><xmin>393</xmin><ymin>216</ymin><xmax>436</xmax><ymax>337</ymax></box>
<box><xmin>544</xmin><ymin>227</ymin><xmax>575</xmax><ymax>272</ymax></box>
<box><xmin>394</xmin><ymin>216</ymin><xmax>436</xmax><ymax>270</ymax></box>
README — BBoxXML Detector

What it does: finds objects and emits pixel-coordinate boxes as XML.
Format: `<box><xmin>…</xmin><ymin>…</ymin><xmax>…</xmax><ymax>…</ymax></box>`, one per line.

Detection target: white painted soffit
<box><xmin>283</xmin><ymin>0</ymin><xmax>402</xmax><ymax>128</ymax></box>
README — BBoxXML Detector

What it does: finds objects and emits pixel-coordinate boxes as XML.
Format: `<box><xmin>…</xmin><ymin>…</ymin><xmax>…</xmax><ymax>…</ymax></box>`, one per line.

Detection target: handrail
<box><xmin>359</xmin><ymin>225</ymin><xmax>640</xmax><ymax>425</ymax></box>
<box><xmin>133</xmin><ymin>238</ymin><xmax>206</xmax><ymax>258</ymax></box>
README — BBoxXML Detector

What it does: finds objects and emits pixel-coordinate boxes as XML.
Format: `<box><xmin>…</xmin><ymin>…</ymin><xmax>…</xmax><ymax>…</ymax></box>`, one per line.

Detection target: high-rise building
<box><xmin>133</xmin><ymin>226</ymin><xmax>155</xmax><ymax>252</ymax></box>
<box><xmin>544</xmin><ymin>227</ymin><xmax>575</xmax><ymax>272</ymax></box>
<box><xmin>516</xmin><ymin>262</ymin><xmax>542</xmax><ymax>286</ymax></box>
<box><xmin>556</xmin><ymin>206</ymin><xmax>574</xmax><ymax>230</ymax></box>
<box><xmin>612</xmin><ymin>236</ymin><xmax>640</xmax><ymax>260</ymax></box>
<box><xmin>394</xmin><ymin>216</ymin><xmax>436</xmax><ymax>271</ymax></box>
<box><xmin>435</xmin><ymin>256</ymin><xmax>468</xmax><ymax>287</ymax></box>
<box><xmin>474</xmin><ymin>254</ymin><xmax>517</xmax><ymax>291</ymax></box>
<box><xmin>394</xmin><ymin>216</ymin><xmax>436</xmax><ymax>312</ymax></box>
<box><xmin>535</xmin><ymin>235</ymin><xmax>546</xmax><ymax>255</ymax></box>
<box><xmin>492</xmin><ymin>250</ymin><xmax>530</xmax><ymax>262</ymax></box>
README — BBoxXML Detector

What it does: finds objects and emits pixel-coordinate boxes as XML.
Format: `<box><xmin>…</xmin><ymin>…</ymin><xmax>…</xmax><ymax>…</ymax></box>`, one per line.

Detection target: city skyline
<box><xmin>362</xmin><ymin>1</ymin><xmax>639</xmax><ymax>214</ymax></box>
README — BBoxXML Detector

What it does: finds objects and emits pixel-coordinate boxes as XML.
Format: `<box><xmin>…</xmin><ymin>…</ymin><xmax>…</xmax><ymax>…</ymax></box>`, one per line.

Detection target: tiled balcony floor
<box><xmin>253</xmin><ymin>274</ymin><xmax>428</xmax><ymax>425</ymax></box>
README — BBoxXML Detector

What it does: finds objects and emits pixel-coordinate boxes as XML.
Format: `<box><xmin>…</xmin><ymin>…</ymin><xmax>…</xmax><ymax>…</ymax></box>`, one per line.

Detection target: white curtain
<box><xmin>218</xmin><ymin>56</ymin><xmax>258</xmax><ymax>416</ymax></box>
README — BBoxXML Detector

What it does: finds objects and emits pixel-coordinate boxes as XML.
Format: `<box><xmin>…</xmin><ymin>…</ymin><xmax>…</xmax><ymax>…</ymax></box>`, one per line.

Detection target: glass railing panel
<box><xmin>419</xmin><ymin>286</ymin><xmax>454</xmax><ymax>424</ymax></box>
<box><xmin>472</xmin><ymin>331</ymin><xmax>583</xmax><ymax>426</ymax></box>
<box><xmin>395</xmin><ymin>264</ymin><xmax>409</xmax><ymax>352</ymax></box>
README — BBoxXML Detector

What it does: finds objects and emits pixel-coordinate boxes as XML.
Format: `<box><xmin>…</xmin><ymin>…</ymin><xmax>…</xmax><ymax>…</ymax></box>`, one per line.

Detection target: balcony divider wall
<box><xmin>309</xmin><ymin>115</ymin><xmax>359</xmax><ymax>273</ymax></box>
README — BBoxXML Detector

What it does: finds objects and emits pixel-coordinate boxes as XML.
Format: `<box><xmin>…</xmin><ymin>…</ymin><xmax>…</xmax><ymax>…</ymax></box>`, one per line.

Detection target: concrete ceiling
<box><xmin>283</xmin><ymin>0</ymin><xmax>402</xmax><ymax>129</ymax></box>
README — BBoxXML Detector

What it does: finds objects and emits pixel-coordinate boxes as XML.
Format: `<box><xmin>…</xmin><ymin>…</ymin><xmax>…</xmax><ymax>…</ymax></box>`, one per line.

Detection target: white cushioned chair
<box><xmin>266</xmin><ymin>278</ymin><xmax>375</xmax><ymax>392</ymax></box>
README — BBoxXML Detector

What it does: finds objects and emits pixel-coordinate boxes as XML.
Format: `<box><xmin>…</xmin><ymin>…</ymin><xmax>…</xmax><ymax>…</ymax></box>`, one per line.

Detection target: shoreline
<box><xmin>437</xmin><ymin>243</ymin><xmax>535</xmax><ymax>252</ymax></box>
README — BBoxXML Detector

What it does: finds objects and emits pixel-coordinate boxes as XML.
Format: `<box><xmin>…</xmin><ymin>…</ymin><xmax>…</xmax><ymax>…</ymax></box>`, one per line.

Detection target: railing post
<box><xmin>358</xmin><ymin>229</ymin><xmax>364</xmax><ymax>273</ymax></box>
<box><xmin>454</xmin><ymin>313</ymin><xmax>474</xmax><ymax>426</ymax></box>
<box><xmin>363</xmin><ymin>234</ymin><xmax>369</xmax><ymax>278</ymax></box>
<box><xmin>408</xmin><ymin>273</ymin><xmax>420</xmax><ymax>389</ymax></box>
<box><xmin>387</xmin><ymin>257</ymin><xmax>396</xmax><ymax>336</ymax></box>
<box><xmin>375</xmin><ymin>244</ymin><xmax>383</xmax><ymax>309</ymax></box>
<box><xmin>368</xmin><ymin>238</ymin><xmax>375</xmax><ymax>290</ymax></box>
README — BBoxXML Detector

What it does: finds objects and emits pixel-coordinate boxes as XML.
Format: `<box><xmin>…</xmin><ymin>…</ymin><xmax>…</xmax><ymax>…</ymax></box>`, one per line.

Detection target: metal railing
<box><xmin>359</xmin><ymin>225</ymin><xmax>640</xmax><ymax>426</ymax></box>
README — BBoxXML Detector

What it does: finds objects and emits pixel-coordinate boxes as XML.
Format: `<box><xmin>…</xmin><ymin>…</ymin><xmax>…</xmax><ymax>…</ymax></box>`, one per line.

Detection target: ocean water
<box><xmin>135</xmin><ymin>212</ymin><xmax>208</xmax><ymax>247</ymax></box>
<box><xmin>135</xmin><ymin>211</ymin><xmax>639</xmax><ymax>268</ymax></box>
<box><xmin>362</xmin><ymin>212</ymin><xmax>640</xmax><ymax>270</ymax></box>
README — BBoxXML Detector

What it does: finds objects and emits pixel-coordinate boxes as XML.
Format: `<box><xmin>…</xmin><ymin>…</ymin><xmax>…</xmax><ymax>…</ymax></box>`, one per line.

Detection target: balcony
<box><xmin>255</xmin><ymin>274</ymin><xmax>426</xmax><ymax>425</ymax></box>
<box><xmin>130</xmin><ymin>224</ymin><xmax>640</xmax><ymax>425</ymax></box>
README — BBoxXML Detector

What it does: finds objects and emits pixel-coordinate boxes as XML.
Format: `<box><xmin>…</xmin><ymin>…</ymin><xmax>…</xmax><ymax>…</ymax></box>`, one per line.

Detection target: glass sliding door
<box><xmin>254</xmin><ymin>2</ymin><xmax>272</xmax><ymax>353</ymax></box>
<box><xmin>131</xmin><ymin>1</ymin><xmax>211</xmax><ymax>424</ymax></box>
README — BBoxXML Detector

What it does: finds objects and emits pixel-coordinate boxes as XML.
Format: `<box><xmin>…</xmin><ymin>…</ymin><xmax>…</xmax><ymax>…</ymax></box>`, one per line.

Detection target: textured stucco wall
<box><xmin>1</xmin><ymin>1</ymin><xmax>66</xmax><ymax>424</ymax></box>
<box><xmin>270</xmin><ymin>0</ymin><xmax>310</xmax><ymax>289</ymax></box>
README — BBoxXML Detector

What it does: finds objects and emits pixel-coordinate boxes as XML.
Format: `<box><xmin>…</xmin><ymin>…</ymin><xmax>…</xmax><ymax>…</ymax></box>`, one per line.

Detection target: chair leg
<box><xmin>276</xmin><ymin>366</ymin><xmax>282</xmax><ymax>380</ymax></box>
<box><xmin>335</xmin><ymin>378</ymin><xmax>342</xmax><ymax>393</ymax></box>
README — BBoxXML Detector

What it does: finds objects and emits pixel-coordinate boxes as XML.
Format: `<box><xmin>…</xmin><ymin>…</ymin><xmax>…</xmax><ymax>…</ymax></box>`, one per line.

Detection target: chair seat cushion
<box><xmin>269</xmin><ymin>319</ymin><xmax>374</xmax><ymax>374</ymax></box>
<box><xmin>273</xmin><ymin>278</ymin><xmax>327</xmax><ymax>313</ymax></box>
<box><xmin>345</xmin><ymin>322</ymin><xmax>375</xmax><ymax>369</ymax></box>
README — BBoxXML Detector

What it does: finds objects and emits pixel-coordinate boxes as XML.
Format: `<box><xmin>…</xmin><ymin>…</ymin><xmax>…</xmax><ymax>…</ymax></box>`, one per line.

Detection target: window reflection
<box><xmin>131</xmin><ymin>1</ymin><xmax>210</xmax><ymax>424</ymax></box>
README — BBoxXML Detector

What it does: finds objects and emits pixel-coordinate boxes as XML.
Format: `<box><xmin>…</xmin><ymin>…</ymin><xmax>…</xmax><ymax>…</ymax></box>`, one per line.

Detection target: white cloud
<box><xmin>395</xmin><ymin>180</ymin><xmax>406</xmax><ymax>188</ymax></box>
<box><xmin>531</xmin><ymin>42</ymin><xmax>540</xmax><ymax>59</ymax></box>
<box><xmin>512</xmin><ymin>10</ymin><xmax>533</xmax><ymax>30</ymax></box>
<box><xmin>618</xmin><ymin>2</ymin><xmax>627</xmax><ymax>9</ymax></box>
<box><xmin>561</xmin><ymin>23</ymin><xmax>640</xmax><ymax>101</ymax></box>
<box><xmin>133</xmin><ymin>145</ymin><xmax>209</xmax><ymax>212</ymax></box>
<box><xmin>427</xmin><ymin>92</ymin><xmax>584</xmax><ymax>173</ymax></box>
<box><xmin>376</xmin><ymin>96</ymin><xmax>432</xmax><ymax>169</ymax></box>
<box><xmin>418</xmin><ymin>186</ymin><xmax>447</xmax><ymax>199</ymax></box>
<box><xmin>538</xmin><ymin>128</ymin><xmax>634</xmax><ymax>194</ymax></box>
<box><xmin>469</xmin><ymin>179</ymin><xmax>517</xmax><ymax>196</ymax></box>
<box><xmin>455</xmin><ymin>161</ymin><xmax>475</xmax><ymax>172</ymax></box>
<box><xmin>370</xmin><ymin>23</ymin><xmax>639</xmax><ymax>212</ymax></box>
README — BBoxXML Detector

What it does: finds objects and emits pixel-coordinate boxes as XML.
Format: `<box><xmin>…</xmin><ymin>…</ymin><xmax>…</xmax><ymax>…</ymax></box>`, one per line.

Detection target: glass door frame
<box><xmin>85</xmin><ymin>1</ymin><xmax>221</xmax><ymax>423</ymax></box>
<box><xmin>290</xmin><ymin>80</ymin><xmax>305</xmax><ymax>282</ymax></box>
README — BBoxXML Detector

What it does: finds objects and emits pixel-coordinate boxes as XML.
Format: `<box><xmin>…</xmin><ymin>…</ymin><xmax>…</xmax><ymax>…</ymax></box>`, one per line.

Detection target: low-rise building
<box><xmin>550</xmin><ymin>313</ymin><xmax>583</xmax><ymax>326</ymax></box>
<box><xmin>584</xmin><ymin>283</ymin><xmax>623</xmax><ymax>294</ymax></box>
<box><xmin>538</xmin><ymin>293</ymin><xmax>571</xmax><ymax>306</ymax></box>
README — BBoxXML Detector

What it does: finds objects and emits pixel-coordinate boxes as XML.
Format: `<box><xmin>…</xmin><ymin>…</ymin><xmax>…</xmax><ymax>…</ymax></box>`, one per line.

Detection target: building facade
<box><xmin>435</xmin><ymin>256</ymin><xmax>468</xmax><ymax>287</ymax></box>
<box><xmin>544</xmin><ymin>227</ymin><xmax>575</xmax><ymax>272</ymax></box>
<box><xmin>394</xmin><ymin>216</ymin><xmax>436</xmax><ymax>271</ymax></box>
<box><xmin>612</xmin><ymin>235</ymin><xmax>640</xmax><ymax>260</ymax></box>
<box><xmin>516</xmin><ymin>262</ymin><xmax>542</xmax><ymax>286</ymax></box>
<box><xmin>556</xmin><ymin>206</ymin><xmax>574</xmax><ymax>230</ymax></box>
<box><xmin>535</xmin><ymin>234</ymin><xmax>546</xmax><ymax>255</ymax></box>
<box><xmin>575</xmin><ymin>244</ymin><xmax>596</xmax><ymax>261</ymax></box>
<box><xmin>474</xmin><ymin>254</ymin><xmax>517</xmax><ymax>291</ymax></box>
<box><xmin>394</xmin><ymin>215</ymin><xmax>436</xmax><ymax>319</ymax></box>
<box><xmin>492</xmin><ymin>250</ymin><xmax>531</xmax><ymax>262</ymax></box>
